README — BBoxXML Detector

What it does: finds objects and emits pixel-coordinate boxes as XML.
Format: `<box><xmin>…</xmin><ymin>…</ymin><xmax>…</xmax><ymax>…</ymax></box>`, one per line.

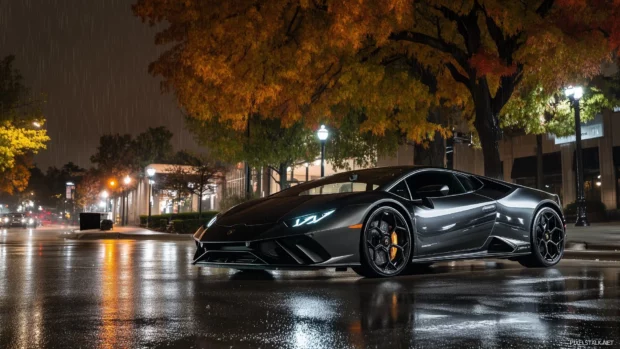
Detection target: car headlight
<box><xmin>289</xmin><ymin>209</ymin><xmax>335</xmax><ymax>227</ymax></box>
<box><xmin>2</xmin><ymin>218</ymin><xmax>7</xmax><ymax>223</ymax></box>
<box><xmin>206</xmin><ymin>215</ymin><xmax>218</xmax><ymax>228</ymax></box>
<box><xmin>28</xmin><ymin>218</ymin><xmax>34</xmax><ymax>224</ymax></box>
<box><xmin>21</xmin><ymin>218</ymin><xmax>25</xmax><ymax>223</ymax></box>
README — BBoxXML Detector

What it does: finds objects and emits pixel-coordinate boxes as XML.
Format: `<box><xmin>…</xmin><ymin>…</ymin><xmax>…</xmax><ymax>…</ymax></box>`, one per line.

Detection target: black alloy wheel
<box><xmin>518</xmin><ymin>207</ymin><xmax>565</xmax><ymax>268</ymax></box>
<box><xmin>354</xmin><ymin>207</ymin><xmax>412</xmax><ymax>278</ymax></box>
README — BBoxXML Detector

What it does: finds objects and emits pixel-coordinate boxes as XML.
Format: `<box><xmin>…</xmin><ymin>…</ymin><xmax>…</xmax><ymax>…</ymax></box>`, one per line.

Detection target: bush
<box><xmin>159</xmin><ymin>218</ymin><xmax>169</xmax><ymax>230</ymax></box>
<box><xmin>564</xmin><ymin>200</ymin><xmax>607</xmax><ymax>216</ymax></box>
<box><xmin>100</xmin><ymin>219</ymin><xmax>113</xmax><ymax>231</ymax></box>
<box><xmin>170</xmin><ymin>219</ymin><xmax>203</xmax><ymax>234</ymax></box>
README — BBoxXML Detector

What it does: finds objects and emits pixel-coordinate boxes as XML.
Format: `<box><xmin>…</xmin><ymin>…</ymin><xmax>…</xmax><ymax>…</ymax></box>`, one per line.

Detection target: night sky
<box><xmin>0</xmin><ymin>0</ymin><xmax>202</xmax><ymax>170</ymax></box>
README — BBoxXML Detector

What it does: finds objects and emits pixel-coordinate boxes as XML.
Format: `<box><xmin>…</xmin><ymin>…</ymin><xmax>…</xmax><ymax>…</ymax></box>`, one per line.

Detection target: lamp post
<box><xmin>101</xmin><ymin>190</ymin><xmax>109</xmax><ymax>215</ymax></box>
<box><xmin>565</xmin><ymin>86</ymin><xmax>589</xmax><ymax>227</ymax></box>
<box><xmin>317</xmin><ymin>125</ymin><xmax>329</xmax><ymax>178</ymax></box>
<box><xmin>146</xmin><ymin>168</ymin><xmax>156</xmax><ymax>228</ymax></box>
<box><xmin>305</xmin><ymin>162</ymin><xmax>309</xmax><ymax>182</ymax></box>
<box><xmin>66</xmin><ymin>182</ymin><xmax>75</xmax><ymax>223</ymax></box>
<box><xmin>123</xmin><ymin>175</ymin><xmax>131</xmax><ymax>226</ymax></box>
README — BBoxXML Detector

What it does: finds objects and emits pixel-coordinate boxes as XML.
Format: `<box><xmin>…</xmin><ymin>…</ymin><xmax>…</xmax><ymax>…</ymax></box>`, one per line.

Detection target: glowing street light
<box><xmin>123</xmin><ymin>175</ymin><xmax>131</xmax><ymax>185</ymax></box>
<box><xmin>100</xmin><ymin>190</ymin><xmax>109</xmax><ymax>199</ymax></box>
<box><xmin>317</xmin><ymin>125</ymin><xmax>329</xmax><ymax>178</ymax></box>
<box><xmin>565</xmin><ymin>85</ymin><xmax>588</xmax><ymax>226</ymax></box>
<box><xmin>32</xmin><ymin>121</ymin><xmax>41</xmax><ymax>128</ymax></box>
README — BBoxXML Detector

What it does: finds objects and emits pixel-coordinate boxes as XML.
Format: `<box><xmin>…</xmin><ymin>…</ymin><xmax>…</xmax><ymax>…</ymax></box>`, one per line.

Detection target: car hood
<box><xmin>215</xmin><ymin>192</ymin><xmax>360</xmax><ymax>227</ymax></box>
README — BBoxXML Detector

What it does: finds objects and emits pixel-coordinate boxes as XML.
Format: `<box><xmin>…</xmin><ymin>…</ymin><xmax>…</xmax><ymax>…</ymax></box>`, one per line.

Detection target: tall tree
<box><xmin>0</xmin><ymin>55</ymin><xmax>49</xmax><ymax>180</ymax></box>
<box><xmin>134</xmin><ymin>0</ymin><xmax>620</xmax><ymax>178</ymax></box>
<box><xmin>90</xmin><ymin>134</ymin><xmax>136</xmax><ymax>178</ymax></box>
<box><xmin>75</xmin><ymin>168</ymin><xmax>104</xmax><ymax>211</ymax></box>
<box><xmin>134</xmin><ymin>126</ymin><xmax>174</xmax><ymax>167</ymax></box>
<box><xmin>171</xmin><ymin>151</ymin><xmax>223</xmax><ymax>220</ymax></box>
<box><xmin>186</xmin><ymin>111</ymin><xmax>399</xmax><ymax>190</ymax></box>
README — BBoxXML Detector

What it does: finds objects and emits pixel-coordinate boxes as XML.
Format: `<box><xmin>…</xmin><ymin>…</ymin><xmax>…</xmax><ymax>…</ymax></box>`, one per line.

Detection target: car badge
<box><xmin>227</xmin><ymin>229</ymin><xmax>235</xmax><ymax>236</ymax></box>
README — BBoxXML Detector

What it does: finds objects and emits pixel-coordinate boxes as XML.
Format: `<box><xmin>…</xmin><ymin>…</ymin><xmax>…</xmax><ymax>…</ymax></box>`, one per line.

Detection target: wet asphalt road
<box><xmin>1</xmin><ymin>228</ymin><xmax>619</xmax><ymax>348</ymax></box>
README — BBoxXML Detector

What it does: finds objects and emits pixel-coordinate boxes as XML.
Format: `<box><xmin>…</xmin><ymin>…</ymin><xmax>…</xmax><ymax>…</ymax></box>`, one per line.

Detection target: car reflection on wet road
<box><xmin>0</xmin><ymin>229</ymin><xmax>618</xmax><ymax>348</ymax></box>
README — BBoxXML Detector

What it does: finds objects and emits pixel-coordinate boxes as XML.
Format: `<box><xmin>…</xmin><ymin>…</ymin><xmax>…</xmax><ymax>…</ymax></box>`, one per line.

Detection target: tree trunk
<box><xmin>278</xmin><ymin>163</ymin><xmax>289</xmax><ymax>190</ymax></box>
<box><xmin>536</xmin><ymin>134</ymin><xmax>544</xmax><ymax>190</ymax></box>
<box><xmin>472</xmin><ymin>84</ymin><xmax>503</xmax><ymax>179</ymax></box>
<box><xmin>198</xmin><ymin>183</ymin><xmax>203</xmax><ymax>222</ymax></box>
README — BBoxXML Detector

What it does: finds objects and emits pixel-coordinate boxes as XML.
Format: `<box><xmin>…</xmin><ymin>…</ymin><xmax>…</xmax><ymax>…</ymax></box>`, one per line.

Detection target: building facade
<box><xmin>453</xmin><ymin>109</ymin><xmax>620</xmax><ymax>211</ymax></box>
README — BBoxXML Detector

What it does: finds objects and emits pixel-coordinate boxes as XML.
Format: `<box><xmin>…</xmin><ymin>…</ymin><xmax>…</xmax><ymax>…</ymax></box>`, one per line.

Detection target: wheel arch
<box><xmin>533</xmin><ymin>200</ymin><xmax>565</xmax><ymax>230</ymax></box>
<box><xmin>359</xmin><ymin>199</ymin><xmax>415</xmax><ymax>254</ymax></box>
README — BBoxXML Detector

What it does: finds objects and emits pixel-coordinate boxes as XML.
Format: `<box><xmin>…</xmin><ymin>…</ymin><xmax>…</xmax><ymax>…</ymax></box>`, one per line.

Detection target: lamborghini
<box><xmin>193</xmin><ymin>166</ymin><xmax>566</xmax><ymax>278</ymax></box>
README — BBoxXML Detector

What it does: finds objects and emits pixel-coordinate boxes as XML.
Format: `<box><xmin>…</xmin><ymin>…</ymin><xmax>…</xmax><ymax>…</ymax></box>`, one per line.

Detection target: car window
<box><xmin>389</xmin><ymin>180</ymin><xmax>411</xmax><ymax>200</ymax></box>
<box><xmin>406</xmin><ymin>171</ymin><xmax>466</xmax><ymax>199</ymax></box>
<box><xmin>455</xmin><ymin>174</ymin><xmax>483</xmax><ymax>192</ymax></box>
<box><xmin>300</xmin><ymin>182</ymin><xmax>377</xmax><ymax>195</ymax></box>
<box><xmin>273</xmin><ymin>167</ymin><xmax>409</xmax><ymax>197</ymax></box>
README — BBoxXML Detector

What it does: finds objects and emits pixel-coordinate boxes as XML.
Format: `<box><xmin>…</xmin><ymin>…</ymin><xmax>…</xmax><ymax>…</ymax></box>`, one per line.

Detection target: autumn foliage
<box><xmin>134</xmin><ymin>0</ymin><xmax>620</xmax><ymax>177</ymax></box>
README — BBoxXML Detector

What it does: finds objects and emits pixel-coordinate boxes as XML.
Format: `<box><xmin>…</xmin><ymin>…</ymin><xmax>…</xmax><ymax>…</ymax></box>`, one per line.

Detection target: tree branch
<box><xmin>536</xmin><ymin>0</ymin><xmax>555</xmax><ymax>17</ymax></box>
<box><xmin>388</xmin><ymin>31</ymin><xmax>469</xmax><ymax>69</ymax></box>
<box><xmin>445</xmin><ymin>62</ymin><xmax>470</xmax><ymax>87</ymax></box>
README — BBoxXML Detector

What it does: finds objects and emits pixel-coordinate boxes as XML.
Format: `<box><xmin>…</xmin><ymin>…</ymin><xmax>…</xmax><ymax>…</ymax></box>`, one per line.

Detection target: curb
<box><xmin>564</xmin><ymin>250</ymin><xmax>620</xmax><ymax>261</ymax></box>
<box><xmin>566</xmin><ymin>241</ymin><xmax>620</xmax><ymax>252</ymax></box>
<box><xmin>62</xmin><ymin>232</ymin><xmax>193</xmax><ymax>241</ymax></box>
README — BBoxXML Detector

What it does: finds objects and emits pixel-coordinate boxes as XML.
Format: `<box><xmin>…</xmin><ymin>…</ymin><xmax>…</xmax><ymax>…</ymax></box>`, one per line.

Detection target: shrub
<box><xmin>159</xmin><ymin>219</ymin><xmax>169</xmax><ymax>230</ymax></box>
<box><xmin>100</xmin><ymin>219</ymin><xmax>113</xmax><ymax>231</ymax></box>
<box><xmin>171</xmin><ymin>219</ymin><xmax>184</xmax><ymax>233</ymax></box>
<box><xmin>564</xmin><ymin>200</ymin><xmax>607</xmax><ymax>216</ymax></box>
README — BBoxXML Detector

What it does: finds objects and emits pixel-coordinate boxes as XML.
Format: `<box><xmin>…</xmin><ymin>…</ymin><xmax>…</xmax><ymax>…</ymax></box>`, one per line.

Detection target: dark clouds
<box><xmin>0</xmin><ymin>0</ymin><xmax>202</xmax><ymax>169</ymax></box>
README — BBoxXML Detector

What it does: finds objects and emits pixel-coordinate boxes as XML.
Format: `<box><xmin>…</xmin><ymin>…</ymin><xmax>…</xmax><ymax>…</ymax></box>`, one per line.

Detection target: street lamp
<box><xmin>32</xmin><ymin>121</ymin><xmax>41</xmax><ymax>128</ymax></box>
<box><xmin>565</xmin><ymin>86</ymin><xmax>589</xmax><ymax>227</ymax></box>
<box><xmin>317</xmin><ymin>125</ymin><xmax>329</xmax><ymax>177</ymax></box>
<box><xmin>121</xmin><ymin>175</ymin><xmax>131</xmax><ymax>225</ymax></box>
<box><xmin>100</xmin><ymin>190</ymin><xmax>109</xmax><ymax>213</ymax></box>
<box><xmin>146</xmin><ymin>168</ymin><xmax>156</xmax><ymax>228</ymax></box>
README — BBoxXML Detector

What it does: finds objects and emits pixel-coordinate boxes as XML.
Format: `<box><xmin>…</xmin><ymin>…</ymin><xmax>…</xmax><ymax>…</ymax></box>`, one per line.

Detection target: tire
<box><xmin>518</xmin><ymin>207</ymin><xmax>565</xmax><ymax>268</ymax></box>
<box><xmin>354</xmin><ymin>206</ymin><xmax>413</xmax><ymax>278</ymax></box>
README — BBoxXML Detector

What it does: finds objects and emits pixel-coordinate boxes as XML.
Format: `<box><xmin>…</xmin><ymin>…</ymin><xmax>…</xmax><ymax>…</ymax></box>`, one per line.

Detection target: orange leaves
<box><xmin>468</xmin><ymin>49</ymin><xmax>517</xmax><ymax>79</ymax></box>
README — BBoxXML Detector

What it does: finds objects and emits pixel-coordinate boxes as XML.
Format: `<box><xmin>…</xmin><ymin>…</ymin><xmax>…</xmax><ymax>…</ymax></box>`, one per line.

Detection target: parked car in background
<box><xmin>8</xmin><ymin>213</ymin><xmax>39</xmax><ymax>228</ymax></box>
<box><xmin>0</xmin><ymin>214</ymin><xmax>10</xmax><ymax>228</ymax></box>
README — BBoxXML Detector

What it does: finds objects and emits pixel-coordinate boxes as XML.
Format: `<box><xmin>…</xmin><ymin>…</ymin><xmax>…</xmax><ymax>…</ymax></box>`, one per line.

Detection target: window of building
<box><xmin>573</xmin><ymin>147</ymin><xmax>601</xmax><ymax>204</ymax></box>
<box><xmin>512</xmin><ymin>152</ymin><xmax>563</xmax><ymax>202</ymax></box>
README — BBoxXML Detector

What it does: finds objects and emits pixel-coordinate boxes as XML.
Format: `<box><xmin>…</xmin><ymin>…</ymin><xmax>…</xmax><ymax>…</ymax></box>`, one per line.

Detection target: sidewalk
<box><xmin>61</xmin><ymin>226</ymin><xmax>193</xmax><ymax>241</ymax></box>
<box><xmin>566</xmin><ymin>222</ymin><xmax>620</xmax><ymax>251</ymax></box>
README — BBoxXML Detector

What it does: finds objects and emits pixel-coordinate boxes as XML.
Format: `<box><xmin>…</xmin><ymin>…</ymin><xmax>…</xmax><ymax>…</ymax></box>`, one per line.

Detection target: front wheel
<box><xmin>518</xmin><ymin>207</ymin><xmax>565</xmax><ymax>268</ymax></box>
<box><xmin>354</xmin><ymin>207</ymin><xmax>412</xmax><ymax>278</ymax></box>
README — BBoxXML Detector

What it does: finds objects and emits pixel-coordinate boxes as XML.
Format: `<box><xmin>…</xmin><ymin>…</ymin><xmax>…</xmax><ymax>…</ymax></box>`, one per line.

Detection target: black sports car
<box><xmin>193</xmin><ymin>166</ymin><xmax>566</xmax><ymax>278</ymax></box>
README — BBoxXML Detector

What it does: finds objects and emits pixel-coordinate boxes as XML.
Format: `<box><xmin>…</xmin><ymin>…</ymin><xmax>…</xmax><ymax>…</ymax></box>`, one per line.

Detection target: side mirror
<box><xmin>439</xmin><ymin>185</ymin><xmax>449</xmax><ymax>196</ymax></box>
<box><xmin>421</xmin><ymin>196</ymin><xmax>434</xmax><ymax>209</ymax></box>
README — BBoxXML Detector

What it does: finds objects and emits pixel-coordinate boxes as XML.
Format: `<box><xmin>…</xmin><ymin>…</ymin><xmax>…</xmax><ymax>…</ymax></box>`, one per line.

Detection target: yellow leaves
<box><xmin>0</xmin><ymin>122</ymin><xmax>49</xmax><ymax>172</ymax></box>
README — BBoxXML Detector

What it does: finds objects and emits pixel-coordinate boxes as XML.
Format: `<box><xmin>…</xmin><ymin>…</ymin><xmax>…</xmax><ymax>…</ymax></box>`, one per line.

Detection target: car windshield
<box><xmin>272</xmin><ymin>167</ymin><xmax>409</xmax><ymax>197</ymax></box>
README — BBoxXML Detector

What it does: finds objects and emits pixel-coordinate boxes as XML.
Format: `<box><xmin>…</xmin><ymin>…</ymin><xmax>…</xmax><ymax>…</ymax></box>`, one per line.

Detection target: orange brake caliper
<box><xmin>390</xmin><ymin>230</ymin><xmax>398</xmax><ymax>261</ymax></box>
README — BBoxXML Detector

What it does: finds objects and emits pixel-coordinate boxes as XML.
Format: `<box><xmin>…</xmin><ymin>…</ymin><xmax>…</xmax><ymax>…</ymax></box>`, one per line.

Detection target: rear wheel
<box><xmin>354</xmin><ymin>207</ymin><xmax>412</xmax><ymax>278</ymax></box>
<box><xmin>518</xmin><ymin>207</ymin><xmax>565</xmax><ymax>268</ymax></box>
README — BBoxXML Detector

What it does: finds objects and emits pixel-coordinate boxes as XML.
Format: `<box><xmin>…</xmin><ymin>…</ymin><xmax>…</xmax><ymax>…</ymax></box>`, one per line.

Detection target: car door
<box><xmin>407</xmin><ymin>170</ymin><xmax>496</xmax><ymax>256</ymax></box>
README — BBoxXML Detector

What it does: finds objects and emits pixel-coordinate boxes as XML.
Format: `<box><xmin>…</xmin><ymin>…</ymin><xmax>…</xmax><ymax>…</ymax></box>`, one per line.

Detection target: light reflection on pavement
<box><xmin>0</xmin><ymin>228</ymin><xmax>619</xmax><ymax>348</ymax></box>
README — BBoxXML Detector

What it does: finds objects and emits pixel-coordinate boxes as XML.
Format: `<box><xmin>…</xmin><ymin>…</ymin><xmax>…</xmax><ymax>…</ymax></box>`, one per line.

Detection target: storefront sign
<box><xmin>554</xmin><ymin>114</ymin><xmax>604</xmax><ymax>145</ymax></box>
